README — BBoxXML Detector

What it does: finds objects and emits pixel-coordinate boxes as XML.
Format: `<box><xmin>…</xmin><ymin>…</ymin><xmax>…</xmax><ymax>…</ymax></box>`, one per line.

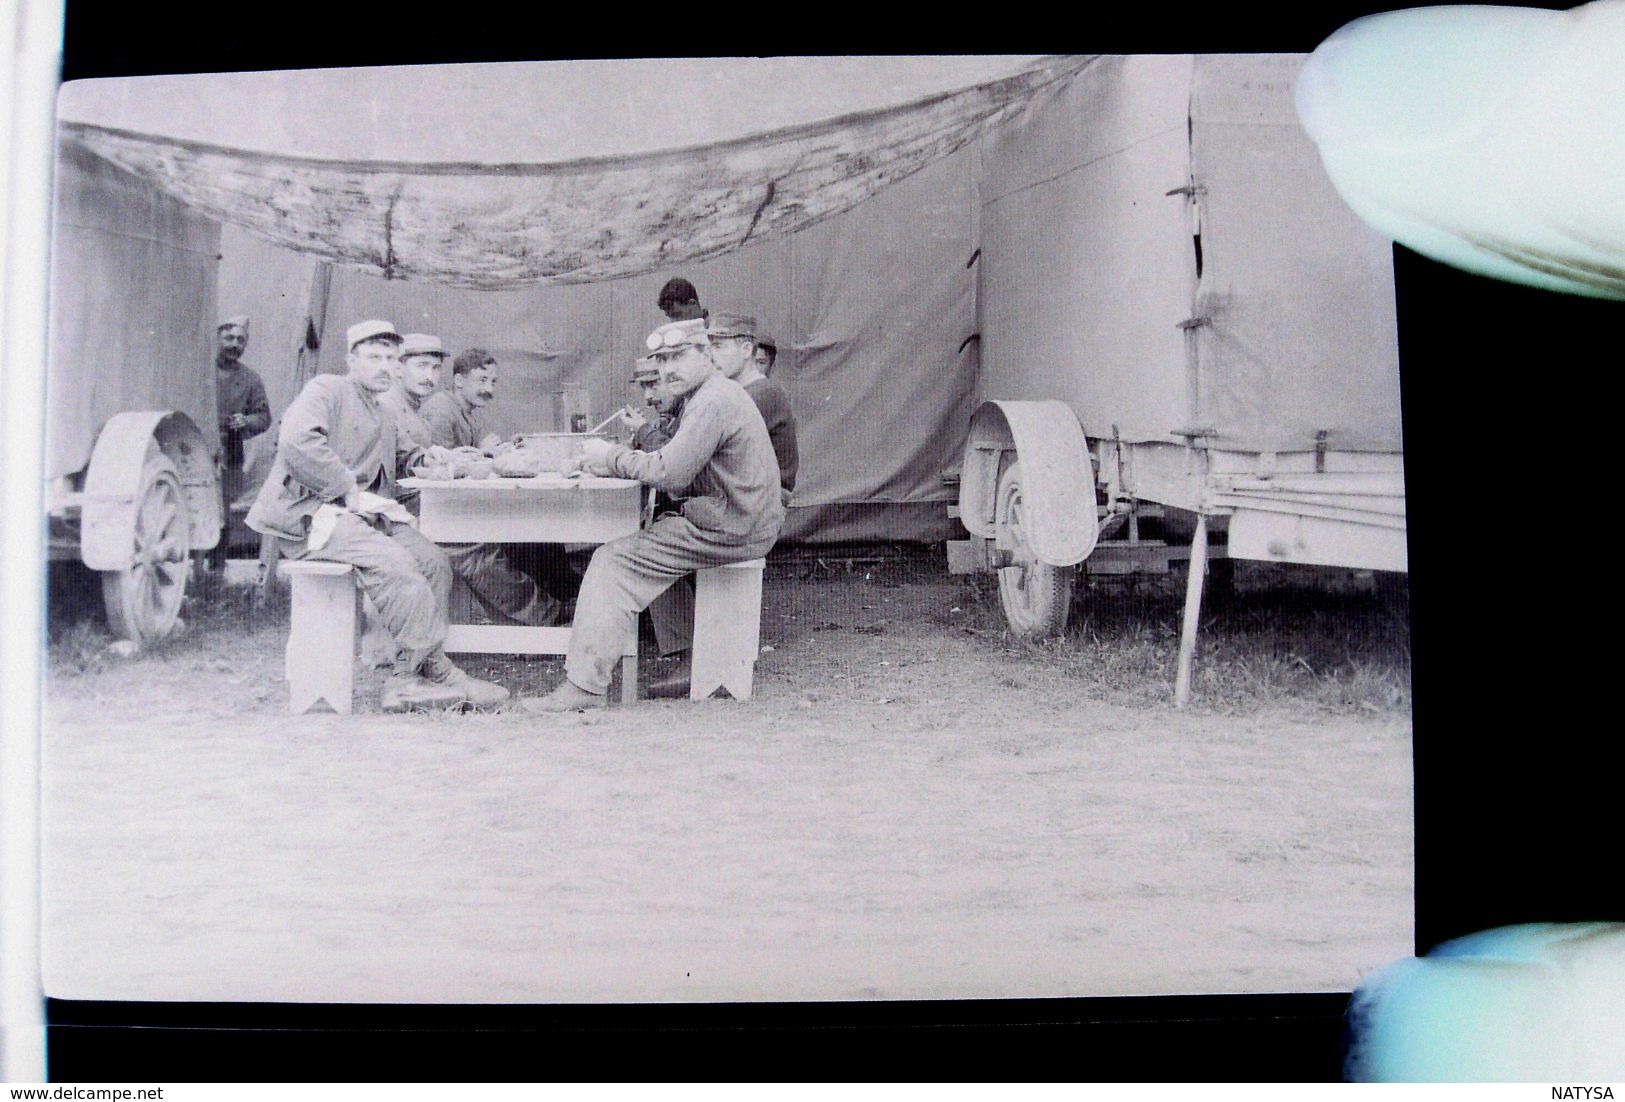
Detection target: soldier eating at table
<box><xmin>520</xmin><ymin>318</ymin><xmax>784</xmax><ymax>713</ymax></box>
<box><xmin>410</xmin><ymin>341</ymin><xmax>568</xmax><ymax>629</ymax></box>
<box><xmin>620</xmin><ymin>354</ymin><xmax>688</xmax><ymax>665</ymax></box>
<box><xmin>378</xmin><ymin>332</ymin><xmax>445</xmax><ymax>514</ymax></box>
<box><xmin>421</xmin><ymin>347</ymin><xmax>505</xmax><ymax>451</ymax></box>
<box><xmin>639</xmin><ymin>312</ymin><xmax>799</xmax><ymax>698</ymax></box>
<box><xmin>245</xmin><ymin>319</ymin><xmax>508</xmax><ymax>713</ymax></box>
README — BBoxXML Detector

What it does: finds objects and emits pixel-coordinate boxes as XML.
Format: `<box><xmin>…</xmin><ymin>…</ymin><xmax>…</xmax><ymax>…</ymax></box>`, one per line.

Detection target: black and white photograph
<box><xmin>31</xmin><ymin>47</ymin><xmax>1422</xmax><ymax>1027</ymax></box>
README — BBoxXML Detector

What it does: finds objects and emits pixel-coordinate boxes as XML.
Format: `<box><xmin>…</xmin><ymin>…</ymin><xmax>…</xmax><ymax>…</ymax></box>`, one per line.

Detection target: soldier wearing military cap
<box><xmin>214</xmin><ymin>313</ymin><xmax>272</xmax><ymax>520</ymax></box>
<box><xmin>386</xmin><ymin>336</ymin><xmax>567</xmax><ymax>630</ymax></box>
<box><xmin>630</xmin><ymin>311</ymin><xmax>801</xmax><ymax>695</ymax></box>
<box><xmin>247</xmin><ymin>320</ymin><xmax>508</xmax><ymax>713</ymax></box>
<box><xmin>706</xmin><ymin>312</ymin><xmax>798</xmax><ymax>495</ymax></box>
<box><xmin>379</xmin><ymin>332</ymin><xmax>446</xmax><ymax>513</ymax></box>
<box><xmin>520</xmin><ymin>318</ymin><xmax>784</xmax><ymax>713</ymax></box>
<box><xmin>623</xmin><ymin>354</ymin><xmax>682</xmax><ymax>452</ymax></box>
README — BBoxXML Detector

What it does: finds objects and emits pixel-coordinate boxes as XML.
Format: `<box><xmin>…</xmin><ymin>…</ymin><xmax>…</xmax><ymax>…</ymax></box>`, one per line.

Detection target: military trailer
<box><xmin>945</xmin><ymin>55</ymin><xmax>1406</xmax><ymax>701</ymax></box>
<box><xmin>43</xmin><ymin>141</ymin><xmax>223</xmax><ymax>645</ymax></box>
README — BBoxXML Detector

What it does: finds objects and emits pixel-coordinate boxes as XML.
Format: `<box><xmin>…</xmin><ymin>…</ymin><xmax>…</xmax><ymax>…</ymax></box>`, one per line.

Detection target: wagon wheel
<box><xmin>101</xmin><ymin>452</ymin><xmax>191</xmax><ymax>644</ymax></box>
<box><xmin>994</xmin><ymin>459</ymin><xmax>1074</xmax><ymax>639</ymax></box>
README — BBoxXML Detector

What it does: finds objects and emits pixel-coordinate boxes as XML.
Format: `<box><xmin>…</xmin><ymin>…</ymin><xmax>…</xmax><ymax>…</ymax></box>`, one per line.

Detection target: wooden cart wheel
<box><xmin>995</xmin><ymin>460</ymin><xmax>1075</xmax><ymax>639</ymax></box>
<box><xmin>101</xmin><ymin>451</ymin><xmax>191</xmax><ymax>644</ymax></box>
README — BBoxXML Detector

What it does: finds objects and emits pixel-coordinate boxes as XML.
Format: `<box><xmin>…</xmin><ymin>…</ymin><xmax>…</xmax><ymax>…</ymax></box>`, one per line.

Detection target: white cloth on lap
<box><xmin>307</xmin><ymin>492</ymin><xmax>415</xmax><ymax>551</ymax></box>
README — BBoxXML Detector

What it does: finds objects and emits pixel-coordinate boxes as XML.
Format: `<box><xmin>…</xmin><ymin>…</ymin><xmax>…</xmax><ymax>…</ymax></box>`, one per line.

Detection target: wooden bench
<box><xmin>279</xmin><ymin>561</ymin><xmax>360</xmax><ymax>715</ymax></box>
<box><xmin>690</xmin><ymin>558</ymin><xmax>766</xmax><ymax>701</ymax></box>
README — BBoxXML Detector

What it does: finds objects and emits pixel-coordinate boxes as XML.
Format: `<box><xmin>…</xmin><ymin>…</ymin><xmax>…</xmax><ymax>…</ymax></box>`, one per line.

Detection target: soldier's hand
<box><xmin>425</xmin><ymin>445</ymin><xmax>452</xmax><ymax>462</ymax></box>
<box><xmin>579</xmin><ymin>436</ymin><xmax>616</xmax><ymax>475</ymax></box>
<box><xmin>478</xmin><ymin>432</ymin><xmax>504</xmax><ymax>452</ymax></box>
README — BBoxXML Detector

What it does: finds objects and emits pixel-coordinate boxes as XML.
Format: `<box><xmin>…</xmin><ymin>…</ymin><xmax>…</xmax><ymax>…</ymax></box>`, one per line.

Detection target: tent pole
<box><xmin>295</xmin><ymin>260</ymin><xmax>332</xmax><ymax>389</ymax></box>
<box><xmin>1173</xmin><ymin>512</ymin><xmax>1209</xmax><ymax>708</ymax></box>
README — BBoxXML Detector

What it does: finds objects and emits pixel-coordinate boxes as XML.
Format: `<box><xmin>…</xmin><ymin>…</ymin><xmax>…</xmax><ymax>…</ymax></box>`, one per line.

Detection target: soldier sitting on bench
<box><xmin>246</xmin><ymin>319</ymin><xmax>508</xmax><ymax>713</ymax></box>
<box><xmin>520</xmin><ymin>318</ymin><xmax>783</xmax><ymax>713</ymax></box>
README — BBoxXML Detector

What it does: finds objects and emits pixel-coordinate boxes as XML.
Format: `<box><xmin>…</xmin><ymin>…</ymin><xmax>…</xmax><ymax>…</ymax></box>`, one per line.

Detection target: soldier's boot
<box><xmin>518</xmin><ymin>679</ymin><xmax>608</xmax><ymax>714</ymax></box>
<box><xmin>380</xmin><ymin>672</ymin><xmax>467</xmax><ymax>713</ymax></box>
<box><xmin>419</xmin><ymin>647</ymin><xmax>510</xmax><ymax>708</ymax></box>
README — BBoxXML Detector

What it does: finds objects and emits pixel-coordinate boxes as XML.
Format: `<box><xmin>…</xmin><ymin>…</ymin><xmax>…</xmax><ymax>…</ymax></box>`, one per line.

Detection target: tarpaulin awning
<box><xmin>58</xmin><ymin>56</ymin><xmax>1095</xmax><ymax>288</ymax></box>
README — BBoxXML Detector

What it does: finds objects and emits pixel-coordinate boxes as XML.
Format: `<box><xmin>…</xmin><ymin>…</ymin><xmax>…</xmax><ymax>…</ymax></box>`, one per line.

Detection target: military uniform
<box><xmin>416</xmin><ymin>386</ymin><xmax>563</xmax><ymax>628</ymax></box>
<box><xmin>420</xmin><ymin>389</ymin><xmax>480</xmax><ymax>449</ymax></box>
<box><xmin>217</xmin><ymin>361</ymin><xmax>272</xmax><ymax>462</ymax></box>
<box><xmin>743</xmin><ymin>375</ymin><xmax>799</xmax><ymax>494</ymax></box>
<box><xmin>646</xmin><ymin>325</ymin><xmax>800</xmax><ymax>662</ymax></box>
<box><xmin>564</xmin><ymin>370</ymin><xmax>784</xmax><ymax>695</ymax></box>
<box><xmin>378</xmin><ymin>382</ymin><xmax>434</xmax><ymax>513</ymax></box>
<box><xmin>632</xmin><ymin>411</ymin><xmax>678</xmax><ymax>452</ymax></box>
<box><xmin>246</xmin><ymin>373</ymin><xmax>450</xmax><ymax>661</ymax></box>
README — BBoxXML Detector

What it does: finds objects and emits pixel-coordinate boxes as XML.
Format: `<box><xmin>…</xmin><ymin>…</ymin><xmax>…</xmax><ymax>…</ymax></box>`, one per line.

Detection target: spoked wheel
<box><xmin>101</xmin><ymin>451</ymin><xmax>191</xmax><ymax>644</ymax></box>
<box><xmin>994</xmin><ymin>459</ymin><xmax>1075</xmax><ymax>639</ymax></box>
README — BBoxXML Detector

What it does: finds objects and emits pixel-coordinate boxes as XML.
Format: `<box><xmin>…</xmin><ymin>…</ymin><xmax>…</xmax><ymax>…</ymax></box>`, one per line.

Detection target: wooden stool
<box><xmin>690</xmin><ymin>558</ymin><xmax>766</xmax><ymax>701</ymax></box>
<box><xmin>280</xmin><ymin>560</ymin><xmax>359</xmax><ymax>715</ymax></box>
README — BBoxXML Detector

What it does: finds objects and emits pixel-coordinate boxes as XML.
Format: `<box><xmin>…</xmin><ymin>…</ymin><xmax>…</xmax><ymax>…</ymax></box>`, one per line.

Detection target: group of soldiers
<box><xmin>219</xmin><ymin>279</ymin><xmax>800</xmax><ymax>713</ymax></box>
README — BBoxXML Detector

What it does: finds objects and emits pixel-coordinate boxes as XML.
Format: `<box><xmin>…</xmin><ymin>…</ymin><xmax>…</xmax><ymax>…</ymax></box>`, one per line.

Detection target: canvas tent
<box><xmin>976</xmin><ymin>53</ymin><xmax>1402</xmax><ymax>454</ymax></box>
<box><xmin>202</xmin><ymin>148</ymin><xmax>985</xmax><ymax>542</ymax></box>
<box><xmin>53</xmin><ymin>53</ymin><xmax>1398</xmax><ymax>549</ymax></box>
<box><xmin>57</xmin><ymin>57</ymin><xmax>1096</xmax><ymax>544</ymax></box>
<box><xmin>46</xmin><ymin>141</ymin><xmax>221</xmax><ymax>487</ymax></box>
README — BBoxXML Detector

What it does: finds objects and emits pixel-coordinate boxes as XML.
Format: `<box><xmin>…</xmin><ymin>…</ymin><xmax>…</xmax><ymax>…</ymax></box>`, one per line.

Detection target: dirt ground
<box><xmin>40</xmin><ymin>556</ymin><xmax>1413</xmax><ymax>1004</ymax></box>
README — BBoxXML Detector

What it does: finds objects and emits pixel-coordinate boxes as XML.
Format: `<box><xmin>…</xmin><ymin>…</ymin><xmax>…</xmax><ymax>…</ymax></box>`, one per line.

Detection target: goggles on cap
<box><xmin>645</xmin><ymin>326</ymin><xmax>707</xmax><ymax>352</ymax></box>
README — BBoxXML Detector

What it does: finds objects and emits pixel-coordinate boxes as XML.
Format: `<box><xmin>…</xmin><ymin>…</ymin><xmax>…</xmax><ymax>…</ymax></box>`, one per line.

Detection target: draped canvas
<box><xmin>296</xmin><ymin>146</ymin><xmax>981</xmax><ymax>543</ymax></box>
<box><xmin>60</xmin><ymin>57</ymin><xmax>1092</xmax><ymax>288</ymax></box>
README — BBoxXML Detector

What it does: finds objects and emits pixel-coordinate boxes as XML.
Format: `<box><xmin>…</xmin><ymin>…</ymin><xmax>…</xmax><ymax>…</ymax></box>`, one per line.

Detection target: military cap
<box><xmin>706</xmin><ymin>312</ymin><xmax>757</xmax><ymax>340</ymax></box>
<box><xmin>347</xmin><ymin>319</ymin><xmax>401</xmax><ymax>350</ymax></box>
<box><xmin>644</xmin><ymin>317</ymin><xmax>710</xmax><ymax>354</ymax></box>
<box><xmin>401</xmin><ymin>333</ymin><xmax>445</xmax><ymax>358</ymax></box>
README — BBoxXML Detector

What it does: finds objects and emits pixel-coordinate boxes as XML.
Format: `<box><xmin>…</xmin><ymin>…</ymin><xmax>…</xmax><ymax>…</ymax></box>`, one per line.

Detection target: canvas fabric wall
<box><xmin>239</xmin><ymin>146</ymin><xmax>982</xmax><ymax>543</ymax></box>
<box><xmin>975</xmin><ymin>53</ymin><xmax>1403</xmax><ymax>453</ymax></box>
<box><xmin>62</xmin><ymin>54</ymin><xmax>1402</xmax><ymax>544</ymax></box>
<box><xmin>1188</xmin><ymin>54</ymin><xmax>1403</xmax><ymax>452</ymax></box>
<box><xmin>46</xmin><ymin>144</ymin><xmax>220</xmax><ymax>483</ymax></box>
<box><xmin>975</xmin><ymin>55</ymin><xmax>1200</xmax><ymax>443</ymax></box>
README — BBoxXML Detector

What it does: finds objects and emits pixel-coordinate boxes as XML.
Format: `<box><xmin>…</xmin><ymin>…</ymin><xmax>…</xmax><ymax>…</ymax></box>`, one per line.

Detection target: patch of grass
<box><xmin>46</xmin><ymin>545</ymin><xmax>1412</xmax><ymax>720</ymax></box>
<box><xmin>47</xmin><ymin>564</ymin><xmax>290</xmax><ymax>679</ymax></box>
<box><xmin>963</xmin><ymin>563</ymin><xmax>1411</xmax><ymax>716</ymax></box>
<box><xmin>48</xmin><ymin>618</ymin><xmax>118</xmax><ymax>677</ymax></box>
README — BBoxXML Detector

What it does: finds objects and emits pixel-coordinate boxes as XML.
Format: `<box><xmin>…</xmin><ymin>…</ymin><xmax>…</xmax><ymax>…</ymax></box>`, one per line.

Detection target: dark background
<box><xmin>46</xmin><ymin>0</ymin><xmax>1620</xmax><ymax>1082</ymax></box>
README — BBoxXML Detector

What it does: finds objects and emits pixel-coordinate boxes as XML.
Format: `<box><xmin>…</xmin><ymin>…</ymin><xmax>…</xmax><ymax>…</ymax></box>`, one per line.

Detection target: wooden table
<box><xmin>399</xmin><ymin>473</ymin><xmax>644</xmax><ymax>702</ymax></box>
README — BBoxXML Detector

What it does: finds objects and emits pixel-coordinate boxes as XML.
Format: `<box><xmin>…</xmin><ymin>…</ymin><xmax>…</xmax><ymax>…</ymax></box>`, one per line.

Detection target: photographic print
<box><xmin>39</xmin><ymin>55</ymin><xmax>1413</xmax><ymax>1008</ymax></box>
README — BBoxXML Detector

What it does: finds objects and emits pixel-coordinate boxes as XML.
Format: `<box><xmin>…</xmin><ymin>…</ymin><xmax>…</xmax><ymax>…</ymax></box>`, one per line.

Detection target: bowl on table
<box><xmin>516</xmin><ymin>432</ymin><xmax>613</xmax><ymax>475</ymax></box>
<box><xmin>492</xmin><ymin>450</ymin><xmax>545</xmax><ymax>478</ymax></box>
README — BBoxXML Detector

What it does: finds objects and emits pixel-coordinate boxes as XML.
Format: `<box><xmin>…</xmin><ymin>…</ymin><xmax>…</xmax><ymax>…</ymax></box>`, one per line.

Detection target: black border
<box><xmin>46</xmin><ymin>0</ymin><xmax>1623</xmax><ymax>1083</ymax></box>
<box><xmin>48</xmin><ymin>995</ymin><xmax>1352</xmax><ymax>1081</ymax></box>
